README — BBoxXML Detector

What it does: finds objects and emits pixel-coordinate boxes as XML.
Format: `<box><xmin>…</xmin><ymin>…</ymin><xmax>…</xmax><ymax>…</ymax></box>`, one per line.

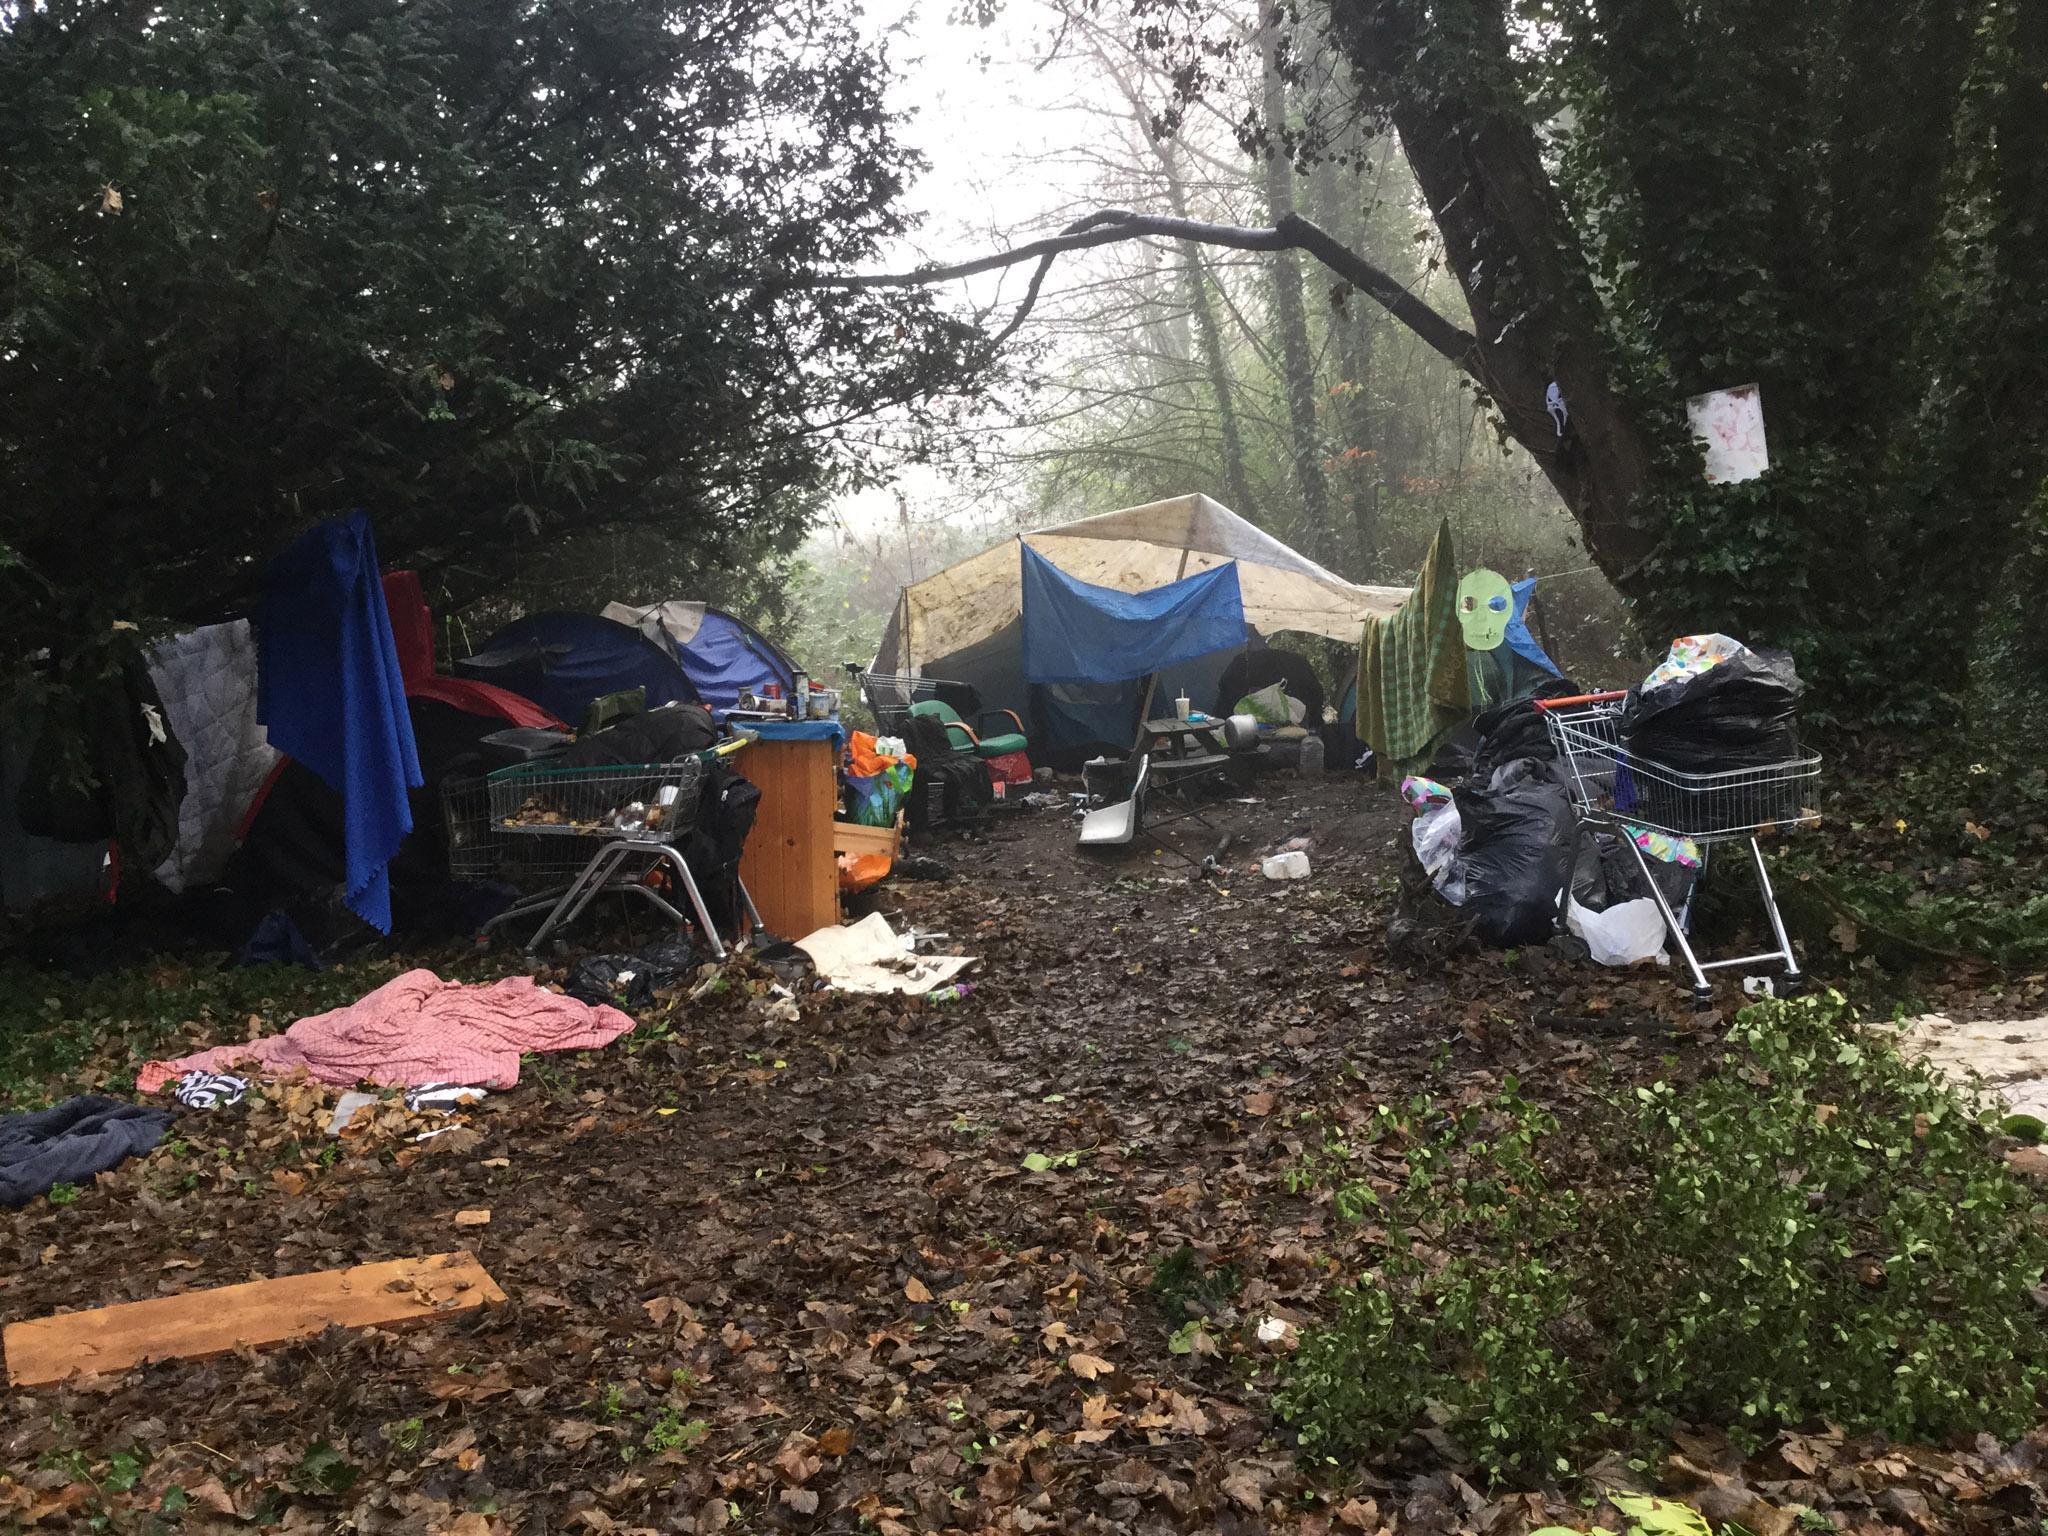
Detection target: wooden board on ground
<box><xmin>4</xmin><ymin>1250</ymin><xmax>504</xmax><ymax>1387</ymax></box>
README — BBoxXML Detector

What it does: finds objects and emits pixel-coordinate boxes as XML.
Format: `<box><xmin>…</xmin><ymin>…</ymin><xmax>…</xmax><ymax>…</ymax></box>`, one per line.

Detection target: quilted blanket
<box><xmin>137</xmin><ymin>970</ymin><xmax>634</xmax><ymax>1093</ymax></box>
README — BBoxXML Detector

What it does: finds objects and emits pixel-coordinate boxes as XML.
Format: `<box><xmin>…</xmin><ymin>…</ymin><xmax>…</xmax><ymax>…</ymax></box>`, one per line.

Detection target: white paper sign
<box><xmin>1686</xmin><ymin>383</ymin><xmax>1769</xmax><ymax>484</ymax></box>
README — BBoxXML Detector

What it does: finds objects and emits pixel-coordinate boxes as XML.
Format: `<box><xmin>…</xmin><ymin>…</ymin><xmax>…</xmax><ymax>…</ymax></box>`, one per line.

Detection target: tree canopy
<box><xmin>0</xmin><ymin>0</ymin><xmax>978</xmax><ymax>659</ymax></box>
<box><xmin>882</xmin><ymin>0</ymin><xmax>2048</xmax><ymax>722</ymax></box>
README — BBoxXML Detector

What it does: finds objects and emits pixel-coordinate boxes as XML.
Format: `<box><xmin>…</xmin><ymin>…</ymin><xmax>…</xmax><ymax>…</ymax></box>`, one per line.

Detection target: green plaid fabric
<box><xmin>1356</xmin><ymin>519</ymin><xmax>1470</xmax><ymax>773</ymax></box>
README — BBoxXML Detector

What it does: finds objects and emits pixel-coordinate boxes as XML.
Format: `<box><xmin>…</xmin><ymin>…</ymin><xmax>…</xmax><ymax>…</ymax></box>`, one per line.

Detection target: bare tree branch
<box><xmin>840</xmin><ymin>208</ymin><xmax>1480</xmax><ymax>378</ymax></box>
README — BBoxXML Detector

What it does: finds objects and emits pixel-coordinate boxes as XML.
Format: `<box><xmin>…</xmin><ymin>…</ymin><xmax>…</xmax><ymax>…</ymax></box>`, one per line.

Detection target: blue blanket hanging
<box><xmin>257</xmin><ymin>513</ymin><xmax>421</xmax><ymax>933</ymax></box>
<box><xmin>1020</xmin><ymin>545</ymin><xmax>1246</xmax><ymax>686</ymax></box>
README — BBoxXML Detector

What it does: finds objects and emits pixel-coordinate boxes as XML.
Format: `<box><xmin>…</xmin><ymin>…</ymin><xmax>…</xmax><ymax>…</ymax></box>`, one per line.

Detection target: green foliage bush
<box><xmin>1276</xmin><ymin>996</ymin><xmax>2048</xmax><ymax>1479</ymax></box>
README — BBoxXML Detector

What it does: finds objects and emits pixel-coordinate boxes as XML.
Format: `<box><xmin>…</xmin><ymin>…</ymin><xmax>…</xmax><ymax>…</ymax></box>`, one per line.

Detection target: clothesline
<box><xmin>1521</xmin><ymin>562</ymin><xmax>1604</xmax><ymax>583</ymax></box>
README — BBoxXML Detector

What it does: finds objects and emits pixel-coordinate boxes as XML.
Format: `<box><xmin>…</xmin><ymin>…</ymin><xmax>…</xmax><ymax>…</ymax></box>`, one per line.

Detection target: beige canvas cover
<box><xmin>883</xmin><ymin>494</ymin><xmax>1408</xmax><ymax>671</ymax></box>
<box><xmin>600</xmin><ymin>599</ymin><xmax>708</xmax><ymax>648</ymax></box>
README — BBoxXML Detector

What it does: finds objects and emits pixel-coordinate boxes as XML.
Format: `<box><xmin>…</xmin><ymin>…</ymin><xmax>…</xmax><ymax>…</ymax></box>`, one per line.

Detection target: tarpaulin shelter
<box><xmin>872</xmin><ymin>495</ymin><xmax>1407</xmax><ymax>767</ymax></box>
<box><xmin>1020</xmin><ymin>547</ymin><xmax>1245</xmax><ymax>684</ymax></box>
<box><xmin>599</xmin><ymin>601</ymin><xmax>799</xmax><ymax>714</ymax></box>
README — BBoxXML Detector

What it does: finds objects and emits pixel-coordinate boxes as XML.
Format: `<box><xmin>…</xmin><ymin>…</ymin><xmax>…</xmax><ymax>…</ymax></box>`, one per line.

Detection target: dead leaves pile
<box><xmin>2</xmin><ymin>780</ymin><xmax>2044</xmax><ymax>1533</ymax></box>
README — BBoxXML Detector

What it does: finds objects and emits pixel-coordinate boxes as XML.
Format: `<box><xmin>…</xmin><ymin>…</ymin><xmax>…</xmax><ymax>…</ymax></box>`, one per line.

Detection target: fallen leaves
<box><xmin>1065</xmin><ymin>1352</ymin><xmax>1113</xmax><ymax>1380</ymax></box>
<box><xmin>903</xmin><ymin>1276</ymin><xmax>932</xmax><ymax>1303</ymax></box>
<box><xmin>454</xmin><ymin>1208</ymin><xmax>491</xmax><ymax>1227</ymax></box>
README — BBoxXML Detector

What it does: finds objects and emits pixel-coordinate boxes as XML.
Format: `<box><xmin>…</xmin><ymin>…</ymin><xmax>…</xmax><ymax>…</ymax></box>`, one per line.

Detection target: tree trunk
<box><xmin>1160</xmin><ymin>142</ymin><xmax>1260</xmax><ymax>521</ymax></box>
<box><xmin>1310</xmin><ymin>146</ymin><xmax>1380</xmax><ymax>575</ymax></box>
<box><xmin>1325</xmin><ymin>0</ymin><xmax>1663</xmax><ymax>589</ymax></box>
<box><xmin>1257</xmin><ymin>24</ymin><xmax>1331</xmax><ymax>536</ymax></box>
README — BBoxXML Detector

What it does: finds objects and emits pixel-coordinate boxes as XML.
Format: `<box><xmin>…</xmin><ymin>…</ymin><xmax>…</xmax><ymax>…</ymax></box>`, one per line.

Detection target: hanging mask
<box><xmin>1457</xmin><ymin>569</ymin><xmax>1513</xmax><ymax>651</ymax></box>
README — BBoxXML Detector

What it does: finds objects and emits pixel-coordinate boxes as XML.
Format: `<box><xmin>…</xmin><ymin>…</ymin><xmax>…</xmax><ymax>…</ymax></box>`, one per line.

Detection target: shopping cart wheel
<box><xmin>1691</xmin><ymin>984</ymin><xmax>1717</xmax><ymax>1012</ymax></box>
<box><xmin>1776</xmin><ymin>972</ymin><xmax>1807</xmax><ymax>999</ymax></box>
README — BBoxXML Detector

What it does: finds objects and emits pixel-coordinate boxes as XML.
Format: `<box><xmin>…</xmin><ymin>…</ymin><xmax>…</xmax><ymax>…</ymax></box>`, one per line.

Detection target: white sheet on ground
<box><xmin>1895</xmin><ymin>1014</ymin><xmax>2048</xmax><ymax>1120</ymax></box>
<box><xmin>796</xmin><ymin>912</ymin><xmax>975</xmax><ymax>995</ymax></box>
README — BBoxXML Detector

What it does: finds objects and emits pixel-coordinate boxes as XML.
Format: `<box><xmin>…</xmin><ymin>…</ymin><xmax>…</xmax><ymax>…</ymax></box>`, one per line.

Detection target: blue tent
<box><xmin>457</xmin><ymin>606</ymin><xmax>800</xmax><ymax>725</ymax></box>
<box><xmin>455</xmin><ymin>613</ymin><xmax>697</xmax><ymax>726</ymax></box>
<box><xmin>598</xmin><ymin>600</ymin><xmax>799</xmax><ymax>714</ymax></box>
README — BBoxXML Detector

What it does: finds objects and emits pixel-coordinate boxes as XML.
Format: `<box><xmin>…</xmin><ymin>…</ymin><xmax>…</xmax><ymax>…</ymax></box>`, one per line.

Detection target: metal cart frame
<box><xmin>1534</xmin><ymin>691</ymin><xmax>1821</xmax><ymax>1003</ymax></box>
<box><xmin>443</xmin><ymin>756</ymin><xmax>761</xmax><ymax>955</ymax></box>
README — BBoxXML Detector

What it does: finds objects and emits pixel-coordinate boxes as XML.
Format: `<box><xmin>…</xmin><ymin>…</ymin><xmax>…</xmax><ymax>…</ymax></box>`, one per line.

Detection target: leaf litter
<box><xmin>2</xmin><ymin>778</ymin><xmax>2044</xmax><ymax>1532</ymax></box>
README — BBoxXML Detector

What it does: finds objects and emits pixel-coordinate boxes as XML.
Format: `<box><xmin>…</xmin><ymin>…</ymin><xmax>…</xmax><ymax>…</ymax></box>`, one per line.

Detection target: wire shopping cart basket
<box><xmin>1533</xmin><ymin>691</ymin><xmax>1821</xmax><ymax>1002</ymax></box>
<box><xmin>442</xmin><ymin>754</ymin><xmax>758</xmax><ymax>955</ymax></box>
<box><xmin>843</xmin><ymin>665</ymin><xmax>964</xmax><ymax>734</ymax></box>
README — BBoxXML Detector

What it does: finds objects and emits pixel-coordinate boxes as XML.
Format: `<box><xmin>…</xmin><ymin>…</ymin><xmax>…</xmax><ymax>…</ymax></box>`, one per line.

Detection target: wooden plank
<box><xmin>831</xmin><ymin>819</ymin><xmax>900</xmax><ymax>859</ymax></box>
<box><xmin>4</xmin><ymin>1251</ymin><xmax>503</xmax><ymax>1387</ymax></box>
<box><xmin>735</xmin><ymin>738</ymin><xmax>840</xmax><ymax>938</ymax></box>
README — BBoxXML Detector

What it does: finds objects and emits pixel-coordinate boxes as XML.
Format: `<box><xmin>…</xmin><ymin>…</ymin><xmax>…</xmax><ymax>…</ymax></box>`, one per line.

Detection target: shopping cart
<box><xmin>842</xmin><ymin>665</ymin><xmax>963</xmax><ymax>734</ymax></box>
<box><xmin>1533</xmin><ymin>691</ymin><xmax>1821</xmax><ymax>1003</ymax></box>
<box><xmin>442</xmin><ymin>752</ymin><xmax>760</xmax><ymax>955</ymax></box>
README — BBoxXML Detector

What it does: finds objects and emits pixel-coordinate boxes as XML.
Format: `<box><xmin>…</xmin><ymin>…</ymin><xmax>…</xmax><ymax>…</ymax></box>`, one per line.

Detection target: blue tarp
<box><xmin>257</xmin><ymin>513</ymin><xmax>421</xmax><ymax>933</ymax></box>
<box><xmin>1506</xmin><ymin>578</ymin><xmax>1563</xmax><ymax>677</ymax></box>
<box><xmin>1020</xmin><ymin>546</ymin><xmax>1246</xmax><ymax>685</ymax></box>
<box><xmin>672</xmin><ymin>610</ymin><xmax>795</xmax><ymax>714</ymax></box>
<box><xmin>456</xmin><ymin>613</ymin><xmax>695</xmax><ymax>727</ymax></box>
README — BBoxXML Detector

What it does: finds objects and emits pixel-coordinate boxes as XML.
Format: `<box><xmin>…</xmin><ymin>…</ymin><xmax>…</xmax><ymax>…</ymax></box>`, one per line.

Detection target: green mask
<box><xmin>1457</xmin><ymin>569</ymin><xmax>1513</xmax><ymax>651</ymax></box>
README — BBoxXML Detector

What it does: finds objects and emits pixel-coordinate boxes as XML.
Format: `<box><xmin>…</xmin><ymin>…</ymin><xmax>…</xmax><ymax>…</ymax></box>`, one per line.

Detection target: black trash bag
<box><xmin>564</xmin><ymin>938</ymin><xmax>700</xmax><ymax>1009</ymax></box>
<box><xmin>1470</xmin><ymin>676</ymin><xmax>1582</xmax><ymax>784</ymax></box>
<box><xmin>1570</xmin><ymin>830</ymin><xmax>1697</xmax><ymax>917</ymax></box>
<box><xmin>1623</xmin><ymin>646</ymin><xmax>1802</xmax><ymax>775</ymax></box>
<box><xmin>1452</xmin><ymin>759</ymin><xmax>1576</xmax><ymax>947</ymax></box>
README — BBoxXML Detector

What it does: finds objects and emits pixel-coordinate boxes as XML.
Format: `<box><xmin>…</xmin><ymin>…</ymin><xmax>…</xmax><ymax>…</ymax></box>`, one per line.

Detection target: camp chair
<box><xmin>1079</xmin><ymin>754</ymin><xmax>1149</xmax><ymax>846</ymax></box>
<box><xmin>906</xmin><ymin>699</ymin><xmax>1029</xmax><ymax>761</ymax></box>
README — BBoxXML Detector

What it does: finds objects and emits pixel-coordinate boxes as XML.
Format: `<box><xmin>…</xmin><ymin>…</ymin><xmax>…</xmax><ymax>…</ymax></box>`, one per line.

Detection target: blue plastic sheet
<box><xmin>1506</xmin><ymin>578</ymin><xmax>1563</xmax><ymax>677</ymax></box>
<box><xmin>746</xmin><ymin>718</ymin><xmax>848</xmax><ymax>752</ymax></box>
<box><xmin>258</xmin><ymin>513</ymin><xmax>421</xmax><ymax>933</ymax></box>
<box><xmin>1020</xmin><ymin>546</ymin><xmax>1245</xmax><ymax>685</ymax></box>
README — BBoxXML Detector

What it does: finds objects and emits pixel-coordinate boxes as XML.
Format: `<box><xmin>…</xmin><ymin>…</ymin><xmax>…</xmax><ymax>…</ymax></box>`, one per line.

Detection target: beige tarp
<box><xmin>601</xmin><ymin>599</ymin><xmax>708</xmax><ymax>648</ymax></box>
<box><xmin>881</xmin><ymin>494</ymin><xmax>1409</xmax><ymax>671</ymax></box>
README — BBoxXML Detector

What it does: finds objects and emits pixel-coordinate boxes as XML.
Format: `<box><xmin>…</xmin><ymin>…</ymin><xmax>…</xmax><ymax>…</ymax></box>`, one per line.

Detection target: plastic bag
<box><xmin>1565</xmin><ymin>897</ymin><xmax>1667</xmax><ymax>967</ymax></box>
<box><xmin>1452</xmin><ymin>759</ymin><xmax>1575</xmax><ymax>946</ymax></box>
<box><xmin>1235</xmin><ymin>680</ymin><xmax>1304</xmax><ymax>726</ymax></box>
<box><xmin>1623</xmin><ymin>638</ymin><xmax>1802</xmax><ymax>775</ymax></box>
<box><xmin>1411</xmin><ymin>799</ymin><xmax>1466</xmax><ymax>905</ymax></box>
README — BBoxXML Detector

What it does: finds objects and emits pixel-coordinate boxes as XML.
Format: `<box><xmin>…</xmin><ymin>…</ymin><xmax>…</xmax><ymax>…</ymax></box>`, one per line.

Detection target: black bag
<box><xmin>1469</xmin><ymin>676</ymin><xmax>1581</xmax><ymax>784</ymax></box>
<box><xmin>1622</xmin><ymin>647</ymin><xmax>1801</xmax><ymax>775</ymax></box>
<box><xmin>903</xmin><ymin>713</ymin><xmax>991</xmax><ymax>830</ymax></box>
<box><xmin>1452</xmin><ymin>759</ymin><xmax>1576</xmax><ymax>947</ymax></box>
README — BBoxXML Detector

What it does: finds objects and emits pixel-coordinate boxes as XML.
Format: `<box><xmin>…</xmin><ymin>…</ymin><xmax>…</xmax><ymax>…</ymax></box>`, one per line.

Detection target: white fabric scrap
<box><xmin>795</xmin><ymin>912</ymin><xmax>974</xmax><ymax>996</ymax></box>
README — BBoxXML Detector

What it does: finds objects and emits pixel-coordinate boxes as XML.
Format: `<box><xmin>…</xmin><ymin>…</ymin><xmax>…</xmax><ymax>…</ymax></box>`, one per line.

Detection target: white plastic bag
<box><xmin>1262</xmin><ymin>850</ymin><xmax>1311</xmax><ymax>880</ymax></box>
<box><xmin>1565</xmin><ymin>897</ymin><xmax>1668</xmax><ymax>967</ymax></box>
<box><xmin>1410</xmin><ymin>800</ymin><xmax>1466</xmax><ymax>905</ymax></box>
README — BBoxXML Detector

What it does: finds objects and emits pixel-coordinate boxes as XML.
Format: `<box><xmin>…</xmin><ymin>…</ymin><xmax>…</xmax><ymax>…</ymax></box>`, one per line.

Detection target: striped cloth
<box><xmin>1356</xmin><ymin>519</ymin><xmax>1470</xmax><ymax>776</ymax></box>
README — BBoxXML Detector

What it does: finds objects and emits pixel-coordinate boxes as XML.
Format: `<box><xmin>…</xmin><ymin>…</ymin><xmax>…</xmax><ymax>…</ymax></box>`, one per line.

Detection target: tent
<box><xmin>872</xmin><ymin>494</ymin><xmax>1408</xmax><ymax>766</ymax></box>
<box><xmin>456</xmin><ymin>606</ymin><xmax>799</xmax><ymax>726</ymax></box>
<box><xmin>600</xmin><ymin>601</ymin><xmax>799</xmax><ymax>714</ymax></box>
<box><xmin>454</xmin><ymin>612</ymin><xmax>698</xmax><ymax>727</ymax></box>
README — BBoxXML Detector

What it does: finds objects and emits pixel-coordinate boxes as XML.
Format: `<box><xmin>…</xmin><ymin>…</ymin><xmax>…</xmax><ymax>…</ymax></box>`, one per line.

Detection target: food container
<box><xmin>806</xmin><ymin>687</ymin><xmax>841</xmax><ymax>720</ymax></box>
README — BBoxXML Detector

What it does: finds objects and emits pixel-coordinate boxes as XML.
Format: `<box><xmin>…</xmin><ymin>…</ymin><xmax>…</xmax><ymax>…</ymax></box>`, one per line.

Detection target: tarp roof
<box><xmin>884</xmin><ymin>494</ymin><xmax>1409</xmax><ymax>671</ymax></box>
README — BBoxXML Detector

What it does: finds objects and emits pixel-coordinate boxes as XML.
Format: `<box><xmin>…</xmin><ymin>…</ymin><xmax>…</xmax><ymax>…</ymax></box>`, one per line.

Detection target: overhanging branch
<box><xmin>840</xmin><ymin>209</ymin><xmax>1480</xmax><ymax>376</ymax></box>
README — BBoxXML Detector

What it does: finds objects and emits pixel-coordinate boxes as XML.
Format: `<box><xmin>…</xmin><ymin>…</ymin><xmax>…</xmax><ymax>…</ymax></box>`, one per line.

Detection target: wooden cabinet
<box><xmin>734</xmin><ymin>737</ymin><xmax>839</xmax><ymax>939</ymax></box>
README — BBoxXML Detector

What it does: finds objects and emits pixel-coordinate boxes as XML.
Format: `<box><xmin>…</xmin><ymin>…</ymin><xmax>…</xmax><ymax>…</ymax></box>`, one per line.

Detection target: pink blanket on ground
<box><xmin>136</xmin><ymin>970</ymin><xmax>634</xmax><ymax>1094</ymax></box>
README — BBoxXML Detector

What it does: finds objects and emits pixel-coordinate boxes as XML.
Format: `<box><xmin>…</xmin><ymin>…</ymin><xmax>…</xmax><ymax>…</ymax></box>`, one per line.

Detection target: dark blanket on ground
<box><xmin>0</xmin><ymin>1096</ymin><xmax>176</xmax><ymax>1208</ymax></box>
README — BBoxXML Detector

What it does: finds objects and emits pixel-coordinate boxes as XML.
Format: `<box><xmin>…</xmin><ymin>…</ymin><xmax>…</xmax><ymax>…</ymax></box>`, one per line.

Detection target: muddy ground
<box><xmin>2</xmin><ymin>775</ymin><xmax>2042</xmax><ymax>1534</ymax></box>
